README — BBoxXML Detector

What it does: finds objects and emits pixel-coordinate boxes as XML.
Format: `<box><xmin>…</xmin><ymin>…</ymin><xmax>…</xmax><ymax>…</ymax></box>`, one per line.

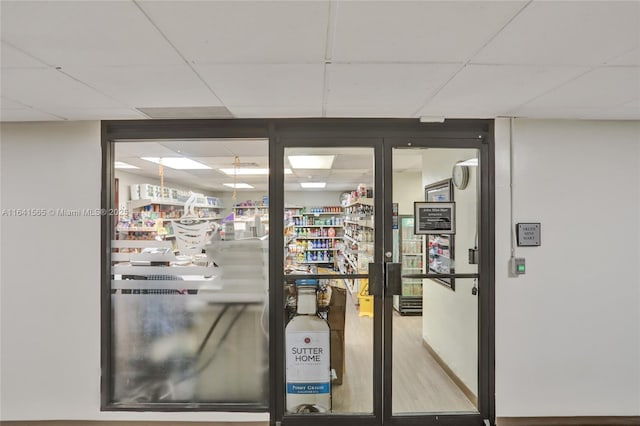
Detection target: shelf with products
<box><xmin>289</xmin><ymin>206</ymin><xmax>343</xmax><ymax>216</ymax></box>
<box><xmin>285</xmin><ymin>205</ymin><xmax>343</xmax><ymax>268</ymax></box>
<box><xmin>392</xmin><ymin>215</ymin><xmax>426</xmax><ymax>315</ymax></box>
<box><xmin>338</xmin><ymin>197</ymin><xmax>376</xmax><ymax>306</ymax></box>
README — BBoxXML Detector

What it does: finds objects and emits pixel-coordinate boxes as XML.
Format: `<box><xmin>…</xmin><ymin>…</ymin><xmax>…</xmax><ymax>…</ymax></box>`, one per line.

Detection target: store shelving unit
<box><xmin>339</xmin><ymin>198</ymin><xmax>374</xmax><ymax>302</ymax></box>
<box><xmin>289</xmin><ymin>206</ymin><xmax>343</xmax><ymax>267</ymax></box>
<box><xmin>392</xmin><ymin>215</ymin><xmax>425</xmax><ymax>315</ymax></box>
<box><xmin>118</xmin><ymin>188</ymin><xmax>224</xmax><ymax>243</ymax></box>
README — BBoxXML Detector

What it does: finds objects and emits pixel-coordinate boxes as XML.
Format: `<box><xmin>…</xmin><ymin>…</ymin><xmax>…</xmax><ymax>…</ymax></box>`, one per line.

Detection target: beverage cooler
<box><xmin>392</xmin><ymin>215</ymin><xmax>424</xmax><ymax>315</ymax></box>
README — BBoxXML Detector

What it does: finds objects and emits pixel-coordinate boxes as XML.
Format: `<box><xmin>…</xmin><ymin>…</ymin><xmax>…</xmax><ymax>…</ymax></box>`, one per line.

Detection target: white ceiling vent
<box><xmin>136</xmin><ymin>106</ymin><xmax>234</xmax><ymax>119</ymax></box>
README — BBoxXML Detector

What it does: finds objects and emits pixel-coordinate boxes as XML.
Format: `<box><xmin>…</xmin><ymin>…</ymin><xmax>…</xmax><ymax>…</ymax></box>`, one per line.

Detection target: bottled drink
<box><xmin>285</xmin><ymin>280</ymin><xmax>331</xmax><ymax>413</ymax></box>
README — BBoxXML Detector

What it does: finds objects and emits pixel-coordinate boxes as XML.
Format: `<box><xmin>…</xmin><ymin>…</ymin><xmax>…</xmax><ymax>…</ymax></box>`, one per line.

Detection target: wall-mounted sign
<box><xmin>414</xmin><ymin>202</ymin><xmax>455</xmax><ymax>235</ymax></box>
<box><xmin>516</xmin><ymin>223</ymin><xmax>541</xmax><ymax>246</ymax></box>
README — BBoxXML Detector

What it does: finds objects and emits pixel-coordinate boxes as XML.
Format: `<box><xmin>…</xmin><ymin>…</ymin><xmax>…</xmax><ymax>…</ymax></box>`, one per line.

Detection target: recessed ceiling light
<box><xmin>219</xmin><ymin>168</ymin><xmax>293</xmax><ymax>175</ymax></box>
<box><xmin>288</xmin><ymin>155</ymin><xmax>335</xmax><ymax>169</ymax></box>
<box><xmin>141</xmin><ymin>157</ymin><xmax>211</xmax><ymax>170</ymax></box>
<box><xmin>300</xmin><ymin>182</ymin><xmax>326</xmax><ymax>189</ymax></box>
<box><xmin>224</xmin><ymin>183</ymin><xmax>254</xmax><ymax>189</ymax></box>
<box><xmin>114</xmin><ymin>161</ymin><xmax>139</xmax><ymax>169</ymax></box>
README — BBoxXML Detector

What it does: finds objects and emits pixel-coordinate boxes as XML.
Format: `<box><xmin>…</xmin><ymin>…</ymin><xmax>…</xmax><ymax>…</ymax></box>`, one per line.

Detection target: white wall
<box><xmin>494</xmin><ymin>118</ymin><xmax>640</xmax><ymax>416</ymax></box>
<box><xmin>392</xmin><ymin>171</ymin><xmax>422</xmax><ymax>214</ymax></box>
<box><xmin>2</xmin><ymin>119</ymin><xmax>639</xmax><ymax>421</ymax></box>
<box><xmin>0</xmin><ymin>122</ymin><xmax>267</xmax><ymax>422</ymax></box>
<box><xmin>420</xmin><ymin>148</ymin><xmax>479</xmax><ymax>396</ymax></box>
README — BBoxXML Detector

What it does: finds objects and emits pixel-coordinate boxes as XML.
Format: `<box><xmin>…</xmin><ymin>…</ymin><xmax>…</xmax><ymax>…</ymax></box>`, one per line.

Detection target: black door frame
<box><xmin>381</xmin><ymin>136</ymin><xmax>493</xmax><ymax>426</ymax></box>
<box><xmin>270</xmin><ymin>119</ymin><xmax>494</xmax><ymax>426</ymax></box>
<box><xmin>271</xmin><ymin>135</ymin><xmax>385</xmax><ymax>426</ymax></box>
<box><xmin>100</xmin><ymin>118</ymin><xmax>494</xmax><ymax>425</ymax></box>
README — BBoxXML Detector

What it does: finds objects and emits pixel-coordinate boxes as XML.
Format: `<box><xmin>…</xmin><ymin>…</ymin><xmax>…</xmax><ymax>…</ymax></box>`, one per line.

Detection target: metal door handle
<box><xmin>385</xmin><ymin>262</ymin><xmax>402</xmax><ymax>296</ymax></box>
<box><xmin>368</xmin><ymin>263</ymin><xmax>383</xmax><ymax>296</ymax></box>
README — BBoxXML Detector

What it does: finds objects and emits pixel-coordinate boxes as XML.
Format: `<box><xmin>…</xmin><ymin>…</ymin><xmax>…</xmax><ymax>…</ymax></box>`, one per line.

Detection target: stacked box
<box><xmin>328</xmin><ymin>286</ymin><xmax>346</xmax><ymax>385</ymax></box>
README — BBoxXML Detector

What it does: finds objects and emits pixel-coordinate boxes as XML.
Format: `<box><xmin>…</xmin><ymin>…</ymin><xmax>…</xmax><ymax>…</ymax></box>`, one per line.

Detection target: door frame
<box><xmin>270</xmin><ymin>119</ymin><xmax>495</xmax><ymax>426</ymax></box>
<box><xmin>382</xmin><ymin>136</ymin><xmax>494</xmax><ymax>426</ymax></box>
<box><xmin>271</xmin><ymin>135</ymin><xmax>385</xmax><ymax>426</ymax></box>
<box><xmin>100</xmin><ymin>118</ymin><xmax>494</xmax><ymax>424</ymax></box>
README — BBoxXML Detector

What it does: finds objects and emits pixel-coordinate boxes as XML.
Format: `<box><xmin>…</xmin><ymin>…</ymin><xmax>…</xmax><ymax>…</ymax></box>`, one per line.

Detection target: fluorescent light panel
<box><xmin>223</xmin><ymin>183</ymin><xmax>254</xmax><ymax>189</ymax></box>
<box><xmin>114</xmin><ymin>161</ymin><xmax>139</xmax><ymax>169</ymax></box>
<box><xmin>300</xmin><ymin>182</ymin><xmax>326</xmax><ymax>189</ymax></box>
<box><xmin>141</xmin><ymin>157</ymin><xmax>211</xmax><ymax>170</ymax></box>
<box><xmin>219</xmin><ymin>168</ymin><xmax>293</xmax><ymax>175</ymax></box>
<box><xmin>288</xmin><ymin>155</ymin><xmax>335</xmax><ymax>169</ymax></box>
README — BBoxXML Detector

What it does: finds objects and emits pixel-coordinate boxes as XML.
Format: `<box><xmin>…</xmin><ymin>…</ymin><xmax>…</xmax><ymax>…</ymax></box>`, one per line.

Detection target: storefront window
<box><xmin>109</xmin><ymin>138</ymin><xmax>269</xmax><ymax>407</ymax></box>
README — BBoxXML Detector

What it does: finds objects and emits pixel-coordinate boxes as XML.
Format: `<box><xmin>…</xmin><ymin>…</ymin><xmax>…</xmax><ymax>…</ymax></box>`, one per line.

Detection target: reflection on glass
<box><xmin>392</xmin><ymin>148</ymin><xmax>479</xmax><ymax>414</ymax></box>
<box><xmin>110</xmin><ymin>139</ymin><xmax>269</xmax><ymax>406</ymax></box>
<box><xmin>283</xmin><ymin>147</ymin><xmax>374</xmax><ymax>414</ymax></box>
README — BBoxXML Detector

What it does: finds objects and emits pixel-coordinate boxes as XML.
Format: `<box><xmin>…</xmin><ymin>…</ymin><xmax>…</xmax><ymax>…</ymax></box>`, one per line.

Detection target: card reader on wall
<box><xmin>510</xmin><ymin>257</ymin><xmax>526</xmax><ymax>276</ymax></box>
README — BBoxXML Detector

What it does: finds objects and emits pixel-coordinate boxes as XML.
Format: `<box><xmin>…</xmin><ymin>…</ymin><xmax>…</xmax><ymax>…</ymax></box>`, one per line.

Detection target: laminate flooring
<box><xmin>332</xmin><ymin>291</ymin><xmax>476</xmax><ymax>414</ymax></box>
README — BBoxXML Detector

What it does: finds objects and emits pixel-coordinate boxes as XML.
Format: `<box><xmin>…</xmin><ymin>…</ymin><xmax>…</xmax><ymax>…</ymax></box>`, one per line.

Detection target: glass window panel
<box><xmin>110</xmin><ymin>139</ymin><xmax>269</xmax><ymax>407</ymax></box>
<box><xmin>392</xmin><ymin>147</ymin><xmax>479</xmax><ymax>414</ymax></box>
<box><xmin>283</xmin><ymin>146</ymin><xmax>375</xmax><ymax>415</ymax></box>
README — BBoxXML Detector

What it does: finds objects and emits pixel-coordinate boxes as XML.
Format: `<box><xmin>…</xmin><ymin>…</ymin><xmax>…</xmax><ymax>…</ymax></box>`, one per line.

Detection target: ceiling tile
<box><xmin>418</xmin><ymin>64</ymin><xmax>589</xmax><ymax>117</ymax></box>
<box><xmin>515</xmin><ymin>67</ymin><xmax>640</xmax><ymax>111</ymax></box>
<box><xmin>332</xmin><ymin>1</ymin><xmax>526</xmax><ymax>62</ymax></box>
<box><xmin>229</xmin><ymin>105</ymin><xmax>322</xmax><ymax>118</ymax></box>
<box><xmin>510</xmin><ymin>106</ymin><xmax>640</xmax><ymax>120</ymax></box>
<box><xmin>332</xmin><ymin>155</ymin><xmax>373</xmax><ymax>170</ymax></box>
<box><xmin>63</xmin><ymin>65</ymin><xmax>222</xmax><ymax>108</ymax></box>
<box><xmin>606</xmin><ymin>48</ymin><xmax>640</xmax><ymax>66</ymax></box>
<box><xmin>155</xmin><ymin>140</ymin><xmax>269</xmax><ymax>158</ymax></box>
<box><xmin>195</xmin><ymin>64</ymin><xmax>324</xmax><ymax>107</ymax></box>
<box><xmin>0</xmin><ymin>108</ymin><xmax>61</xmax><ymax>121</ymax></box>
<box><xmin>326</xmin><ymin>63</ymin><xmax>459</xmax><ymax>116</ymax></box>
<box><xmin>1</xmin><ymin>43</ymin><xmax>47</xmax><ymax>68</ymax></box>
<box><xmin>52</xmin><ymin>108</ymin><xmax>146</xmax><ymax>121</ymax></box>
<box><xmin>1</xmin><ymin>68</ymin><xmax>124</xmax><ymax>110</ymax></box>
<box><xmin>0</xmin><ymin>1</ymin><xmax>183</xmax><ymax>66</ymax></box>
<box><xmin>138</xmin><ymin>1</ymin><xmax>329</xmax><ymax>64</ymax></box>
<box><xmin>474</xmin><ymin>2</ymin><xmax>640</xmax><ymax>66</ymax></box>
<box><xmin>116</xmin><ymin>142</ymin><xmax>184</xmax><ymax>159</ymax></box>
<box><xmin>1</xmin><ymin>98</ymin><xmax>26</xmax><ymax>109</ymax></box>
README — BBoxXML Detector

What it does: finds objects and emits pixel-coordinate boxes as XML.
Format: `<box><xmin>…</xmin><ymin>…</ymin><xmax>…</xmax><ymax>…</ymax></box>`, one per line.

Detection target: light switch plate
<box><xmin>510</xmin><ymin>257</ymin><xmax>526</xmax><ymax>276</ymax></box>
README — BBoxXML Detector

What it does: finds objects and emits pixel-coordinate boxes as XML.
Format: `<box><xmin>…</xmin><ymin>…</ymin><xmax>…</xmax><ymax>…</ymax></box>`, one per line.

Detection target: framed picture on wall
<box><xmin>425</xmin><ymin>178</ymin><xmax>452</xmax><ymax>202</ymax></box>
<box><xmin>423</xmin><ymin>179</ymin><xmax>455</xmax><ymax>291</ymax></box>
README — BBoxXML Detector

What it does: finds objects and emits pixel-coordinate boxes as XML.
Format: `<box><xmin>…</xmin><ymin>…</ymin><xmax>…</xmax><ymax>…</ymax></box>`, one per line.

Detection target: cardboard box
<box><xmin>330</xmin><ymin>329</ymin><xmax>345</xmax><ymax>385</ymax></box>
<box><xmin>327</xmin><ymin>285</ymin><xmax>347</xmax><ymax>384</ymax></box>
<box><xmin>328</xmin><ymin>285</ymin><xmax>346</xmax><ymax>331</ymax></box>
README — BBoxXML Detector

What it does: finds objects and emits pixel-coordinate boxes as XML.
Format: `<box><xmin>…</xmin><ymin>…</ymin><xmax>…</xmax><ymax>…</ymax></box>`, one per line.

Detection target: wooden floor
<box><xmin>332</xmin><ymin>291</ymin><xmax>476</xmax><ymax>414</ymax></box>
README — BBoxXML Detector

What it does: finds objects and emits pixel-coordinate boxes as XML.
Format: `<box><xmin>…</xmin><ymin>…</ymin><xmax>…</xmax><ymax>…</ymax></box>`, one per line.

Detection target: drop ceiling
<box><xmin>1</xmin><ymin>1</ymin><xmax>639</xmax><ymax>122</ymax></box>
<box><xmin>115</xmin><ymin>140</ymin><xmax>426</xmax><ymax>193</ymax></box>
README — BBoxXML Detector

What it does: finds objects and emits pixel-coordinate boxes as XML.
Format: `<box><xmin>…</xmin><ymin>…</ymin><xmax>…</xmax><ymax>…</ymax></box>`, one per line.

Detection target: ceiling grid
<box><xmin>0</xmin><ymin>0</ymin><xmax>638</xmax><ymax>121</ymax></box>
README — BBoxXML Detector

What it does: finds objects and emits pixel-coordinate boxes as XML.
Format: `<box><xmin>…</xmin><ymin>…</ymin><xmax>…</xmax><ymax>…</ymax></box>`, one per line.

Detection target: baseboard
<box><xmin>497</xmin><ymin>416</ymin><xmax>640</xmax><ymax>426</ymax></box>
<box><xmin>421</xmin><ymin>338</ymin><xmax>477</xmax><ymax>407</ymax></box>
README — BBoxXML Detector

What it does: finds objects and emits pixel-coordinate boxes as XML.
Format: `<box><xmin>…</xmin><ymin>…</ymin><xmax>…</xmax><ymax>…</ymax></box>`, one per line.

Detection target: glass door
<box><xmin>383</xmin><ymin>139</ymin><xmax>491</xmax><ymax>426</ymax></box>
<box><xmin>274</xmin><ymin>138</ymin><xmax>384</xmax><ymax>426</ymax></box>
<box><xmin>274</xmin><ymin>135</ymin><xmax>492</xmax><ymax>426</ymax></box>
